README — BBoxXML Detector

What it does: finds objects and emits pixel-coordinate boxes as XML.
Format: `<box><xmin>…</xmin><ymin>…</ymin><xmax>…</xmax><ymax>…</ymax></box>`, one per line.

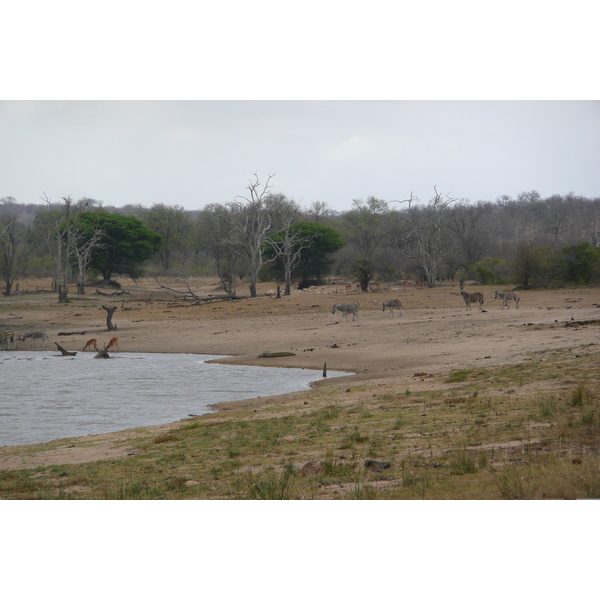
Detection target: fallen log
<box><xmin>58</xmin><ymin>331</ymin><xmax>88</xmax><ymax>336</ymax></box>
<box><xmin>54</xmin><ymin>342</ymin><xmax>77</xmax><ymax>356</ymax></box>
<box><xmin>94</xmin><ymin>349</ymin><xmax>110</xmax><ymax>359</ymax></box>
<box><xmin>155</xmin><ymin>275</ymin><xmax>242</xmax><ymax>304</ymax></box>
<box><xmin>95</xmin><ymin>288</ymin><xmax>130</xmax><ymax>296</ymax></box>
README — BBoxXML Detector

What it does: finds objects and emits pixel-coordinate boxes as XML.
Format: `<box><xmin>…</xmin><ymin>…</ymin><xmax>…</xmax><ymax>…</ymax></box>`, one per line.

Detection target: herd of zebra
<box><xmin>0</xmin><ymin>288</ymin><xmax>520</xmax><ymax>348</ymax></box>
<box><xmin>331</xmin><ymin>288</ymin><xmax>519</xmax><ymax>321</ymax></box>
<box><xmin>0</xmin><ymin>330</ymin><xmax>48</xmax><ymax>350</ymax></box>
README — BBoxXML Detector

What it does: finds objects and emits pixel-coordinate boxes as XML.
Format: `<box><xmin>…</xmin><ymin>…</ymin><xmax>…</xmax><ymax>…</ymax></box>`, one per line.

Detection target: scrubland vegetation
<box><xmin>2</xmin><ymin>341</ymin><xmax>598</xmax><ymax>500</ymax></box>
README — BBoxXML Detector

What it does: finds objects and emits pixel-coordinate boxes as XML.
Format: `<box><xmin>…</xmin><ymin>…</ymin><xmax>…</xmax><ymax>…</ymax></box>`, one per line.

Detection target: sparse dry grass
<box><xmin>1</xmin><ymin>343</ymin><xmax>598</xmax><ymax>500</ymax></box>
<box><xmin>2</xmin><ymin>278</ymin><xmax>599</xmax><ymax>499</ymax></box>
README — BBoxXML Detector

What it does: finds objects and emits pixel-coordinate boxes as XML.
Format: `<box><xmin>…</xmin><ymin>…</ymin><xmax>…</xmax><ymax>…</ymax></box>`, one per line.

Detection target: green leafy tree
<box><xmin>512</xmin><ymin>243</ymin><xmax>567</xmax><ymax>288</ymax></box>
<box><xmin>264</xmin><ymin>221</ymin><xmax>346</xmax><ymax>289</ymax></box>
<box><xmin>74</xmin><ymin>212</ymin><xmax>162</xmax><ymax>281</ymax></box>
<box><xmin>561</xmin><ymin>242</ymin><xmax>600</xmax><ymax>284</ymax></box>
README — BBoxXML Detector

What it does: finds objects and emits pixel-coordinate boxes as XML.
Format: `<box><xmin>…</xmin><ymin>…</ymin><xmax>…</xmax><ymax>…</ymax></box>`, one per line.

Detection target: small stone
<box><xmin>364</xmin><ymin>459</ymin><xmax>391</xmax><ymax>472</ymax></box>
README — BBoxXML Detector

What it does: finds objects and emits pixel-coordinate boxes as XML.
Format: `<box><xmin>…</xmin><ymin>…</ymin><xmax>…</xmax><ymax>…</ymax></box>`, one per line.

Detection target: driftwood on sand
<box><xmin>155</xmin><ymin>276</ymin><xmax>242</xmax><ymax>304</ymax></box>
<box><xmin>58</xmin><ymin>331</ymin><xmax>88</xmax><ymax>336</ymax></box>
<box><xmin>95</xmin><ymin>288</ymin><xmax>131</xmax><ymax>296</ymax></box>
<box><xmin>54</xmin><ymin>342</ymin><xmax>77</xmax><ymax>356</ymax></box>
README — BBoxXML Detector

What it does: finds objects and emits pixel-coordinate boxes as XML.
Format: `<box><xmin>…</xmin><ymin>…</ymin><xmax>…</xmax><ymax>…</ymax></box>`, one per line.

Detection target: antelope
<box><xmin>83</xmin><ymin>338</ymin><xmax>99</xmax><ymax>352</ymax></box>
<box><xmin>495</xmin><ymin>290</ymin><xmax>520</xmax><ymax>309</ymax></box>
<box><xmin>382</xmin><ymin>299</ymin><xmax>402</xmax><ymax>317</ymax></box>
<box><xmin>105</xmin><ymin>336</ymin><xmax>119</xmax><ymax>352</ymax></box>
<box><xmin>345</xmin><ymin>284</ymin><xmax>352</xmax><ymax>294</ymax></box>
<box><xmin>332</xmin><ymin>302</ymin><xmax>360</xmax><ymax>321</ymax></box>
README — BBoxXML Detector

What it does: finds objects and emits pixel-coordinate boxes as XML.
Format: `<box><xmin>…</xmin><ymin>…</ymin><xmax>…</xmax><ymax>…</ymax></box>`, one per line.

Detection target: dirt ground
<box><xmin>1</xmin><ymin>277</ymin><xmax>599</xmax><ymax>470</ymax></box>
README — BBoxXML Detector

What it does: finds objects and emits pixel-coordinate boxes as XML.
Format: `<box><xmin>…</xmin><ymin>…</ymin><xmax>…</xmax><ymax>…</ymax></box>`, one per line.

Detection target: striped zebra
<box><xmin>19</xmin><ymin>331</ymin><xmax>49</xmax><ymax>347</ymax></box>
<box><xmin>460</xmin><ymin>288</ymin><xmax>484</xmax><ymax>311</ymax></box>
<box><xmin>495</xmin><ymin>290</ymin><xmax>520</xmax><ymax>309</ymax></box>
<box><xmin>0</xmin><ymin>329</ymin><xmax>18</xmax><ymax>350</ymax></box>
<box><xmin>382</xmin><ymin>299</ymin><xmax>402</xmax><ymax>317</ymax></box>
<box><xmin>332</xmin><ymin>302</ymin><xmax>360</xmax><ymax>321</ymax></box>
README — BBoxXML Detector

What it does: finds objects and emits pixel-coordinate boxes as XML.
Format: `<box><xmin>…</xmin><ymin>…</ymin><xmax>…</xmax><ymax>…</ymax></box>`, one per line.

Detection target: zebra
<box><xmin>460</xmin><ymin>288</ymin><xmax>484</xmax><ymax>311</ymax></box>
<box><xmin>495</xmin><ymin>290</ymin><xmax>520</xmax><ymax>309</ymax></box>
<box><xmin>382</xmin><ymin>299</ymin><xmax>402</xmax><ymax>317</ymax></box>
<box><xmin>19</xmin><ymin>331</ymin><xmax>49</xmax><ymax>347</ymax></box>
<box><xmin>332</xmin><ymin>302</ymin><xmax>360</xmax><ymax>321</ymax></box>
<box><xmin>0</xmin><ymin>329</ymin><xmax>18</xmax><ymax>350</ymax></box>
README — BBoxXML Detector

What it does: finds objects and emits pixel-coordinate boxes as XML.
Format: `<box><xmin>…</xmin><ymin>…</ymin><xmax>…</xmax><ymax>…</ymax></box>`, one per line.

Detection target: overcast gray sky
<box><xmin>2</xmin><ymin>4</ymin><xmax>599</xmax><ymax>213</ymax></box>
<box><xmin>2</xmin><ymin>100</ymin><xmax>599</xmax><ymax>212</ymax></box>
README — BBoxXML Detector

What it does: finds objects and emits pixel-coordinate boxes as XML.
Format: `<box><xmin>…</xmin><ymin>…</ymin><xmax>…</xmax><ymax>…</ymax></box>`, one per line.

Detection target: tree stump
<box><xmin>54</xmin><ymin>342</ymin><xmax>77</xmax><ymax>356</ymax></box>
<box><xmin>94</xmin><ymin>349</ymin><xmax>110</xmax><ymax>359</ymax></box>
<box><xmin>101</xmin><ymin>305</ymin><xmax>118</xmax><ymax>331</ymax></box>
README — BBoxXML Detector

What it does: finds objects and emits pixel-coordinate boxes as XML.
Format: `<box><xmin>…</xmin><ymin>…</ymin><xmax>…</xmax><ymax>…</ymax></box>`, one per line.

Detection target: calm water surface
<box><xmin>0</xmin><ymin>352</ymin><xmax>350</xmax><ymax>446</ymax></box>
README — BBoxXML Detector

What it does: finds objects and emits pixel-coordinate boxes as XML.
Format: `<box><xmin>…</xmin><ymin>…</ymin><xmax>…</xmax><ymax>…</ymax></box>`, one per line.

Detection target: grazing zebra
<box><xmin>19</xmin><ymin>331</ymin><xmax>48</xmax><ymax>347</ymax></box>
<box><xmin>460</xmin><ymin>288</ymin><xmax>484</xmax><ymax>311</ymax></box>
<box><xmin>332</xmin><ymin>302</ymin><xmax>360</xmax><ymax>321</ymax></box>
<box><xmin>382</xmin><ymin>299</ymin><xmax>403</xmax><ymax>317</ymax></box>
<box><xmin>0</xmin><ymin>329</ymin><xmax>18</xmax><ymax>350</ymax></box>
<box><xmin>495</xmin><ymin>290</ymin><xmax>520</xmax><ymax>309</ymax></box>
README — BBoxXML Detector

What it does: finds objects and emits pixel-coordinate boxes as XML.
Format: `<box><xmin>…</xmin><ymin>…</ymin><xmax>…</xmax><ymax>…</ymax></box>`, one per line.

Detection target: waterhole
<box><xmin>0</xmin><ymin>352</ymin><xmax>350</xmax><ymax>446</ymax></box>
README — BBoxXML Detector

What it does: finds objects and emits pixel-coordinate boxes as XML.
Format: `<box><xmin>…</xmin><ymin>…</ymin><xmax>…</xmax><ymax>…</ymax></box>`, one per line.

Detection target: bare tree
<box><xmin>543</xmin><ymin>196</ymin><xmax>574</xmax><ymax>243</ymax></box>
<box><xmin>447</xmin><ymin>201</ymin><xmax>491</xmax><ymax>267</ymax></box>
<box><xmin>40</xmin><ymin>195</ymin><xmax>102</xmax><ymax>301</ymax></box>
<box><xmin>395</xmin><ymin>187</ymin><xmax>457</xmax><ymax>287</ymax></box>
<box><xmin>199</xmin><ymin>203</ymin><xmax>242</xmax><ymax>295</ymax></box>
<box><xmin>40</xmin><ymin>194</ymin><xmax>74</xmax><ymax>302</ymax></box>
<box><xmin>306</xmin><ymin>200</ymin><xmax>333</xmax><ymax>223</ymax></box>
<box><xmin>143</xmin><ymin>203</ymin><xmax>190</xmax><ymax>271</ymax></box>
<box><xmin>227</xmin><ymin>173</ymin><xmax>278</xmax><ymax>298</ymax></box>
<box><xmin>342</xmin><ymin>197</ymin><xmax>389</xmax><ymax>291</ymax></box>
<box><xmin>71</xmin><ymin>223</ymin><xmax>104</xmax><ymax>295</ymax></box>
<box><xmin>588</xmin><ymin>206</ymin><xmax>600</xmax><ymax>248</ymax></box>
<box><xmin>343</xmin><ymin>197</ymin><xmax>389</xmax><ymax>258</ymax></box>
<box><xmin>266</xmin><ymin>222</ymin><xmax>315</xmax><ymax>295</ymax></box>
<box><xmin>0</xmin><ymin>213</ymin><xmax>29</xmax><ymax>295</ymax></box>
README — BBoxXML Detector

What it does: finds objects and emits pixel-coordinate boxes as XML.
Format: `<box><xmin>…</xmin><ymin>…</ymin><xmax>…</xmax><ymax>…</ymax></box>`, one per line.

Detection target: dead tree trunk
<box><xmin>54</xmin><ymin>342</ymin><xmax>77</xmax><ymax>356</ymax></box>
<box><xmin>102</xmin><ymin>305</ymin><xmax>118</xmax><ymax>330</ymax></box>
<box><xmin>94</xmin><ymin>349</ymin><xmax>110</xmax><ymax>359</ymax></box>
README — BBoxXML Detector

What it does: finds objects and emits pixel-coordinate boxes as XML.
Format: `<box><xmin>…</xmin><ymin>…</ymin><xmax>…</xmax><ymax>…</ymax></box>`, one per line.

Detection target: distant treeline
<box><xmin>1</xmin><ymin>187</ymin><xmax>600</xmax><ymax>295</ymax></box>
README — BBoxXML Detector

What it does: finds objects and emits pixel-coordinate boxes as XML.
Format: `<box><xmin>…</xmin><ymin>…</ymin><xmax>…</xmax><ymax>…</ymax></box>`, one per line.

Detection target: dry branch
<box><xmin>54</xmin><ymin>342</ymin><xmax>77</xmax><ymax>356</ymax></box>
<box><xmin>155</xmin><ymin>275</ymin><xmax>242</xmax><ymax>304</ymax></box>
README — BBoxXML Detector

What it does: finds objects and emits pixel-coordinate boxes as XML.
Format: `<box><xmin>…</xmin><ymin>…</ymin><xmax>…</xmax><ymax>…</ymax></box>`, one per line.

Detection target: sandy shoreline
<box><xmin>1</xmin><ymin>278</ymin><xmax>599</xmax><ymax>469</ymax></box>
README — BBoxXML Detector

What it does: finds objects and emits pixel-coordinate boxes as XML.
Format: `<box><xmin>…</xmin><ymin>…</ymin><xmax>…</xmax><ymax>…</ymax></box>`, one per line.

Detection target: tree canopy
<box><xmin>74</xmin><ymin>212</ymin><xmax>163</xmax><ymax>280</ymax></box>
<box><xmin>264</xmin><ymin>221</ymin><xmax>346</xmax><ymax>287</ymax></box>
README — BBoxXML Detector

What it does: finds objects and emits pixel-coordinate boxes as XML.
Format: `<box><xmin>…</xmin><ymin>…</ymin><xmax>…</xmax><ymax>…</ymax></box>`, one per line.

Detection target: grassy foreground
<box><xmin>1</xmin><ymin>342</ymin><xmax>599</xmax><ymax>500</ymax></box>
